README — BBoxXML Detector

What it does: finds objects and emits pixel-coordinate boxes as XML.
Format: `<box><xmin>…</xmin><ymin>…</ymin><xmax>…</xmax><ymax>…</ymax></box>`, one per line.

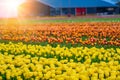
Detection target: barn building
<box><xmin>116</xmin><ymin>1</ymin><xmax>120</xmax><ymax>13</ymax></box>
<box><xmin>18</xmin><ymin>0</ymin><xmax>118</xmax><ymax>17</ymax></box>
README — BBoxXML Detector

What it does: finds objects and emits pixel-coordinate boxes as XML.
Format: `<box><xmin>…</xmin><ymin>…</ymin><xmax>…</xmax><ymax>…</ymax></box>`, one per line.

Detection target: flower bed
<box><xmin>0</xmin><ymin>22</ymin><xmax>120</xmax><ymax>46</ymax></box>
<box><xmin>0</xmin><ymin>22</ymin><xmax>120</xmax><ymax>80</ymax></box>
<box><xmin>0</xmin><ymin>42</ymin><xmax>120</xmax><ymax>80</ymax></box>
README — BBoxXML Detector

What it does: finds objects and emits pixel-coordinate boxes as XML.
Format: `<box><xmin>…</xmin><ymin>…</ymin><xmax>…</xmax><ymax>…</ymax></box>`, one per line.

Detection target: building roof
<box><xmin>38</xmin><ymin>0</ymin><xmax>117</xmax><ymax>8</ymax></box>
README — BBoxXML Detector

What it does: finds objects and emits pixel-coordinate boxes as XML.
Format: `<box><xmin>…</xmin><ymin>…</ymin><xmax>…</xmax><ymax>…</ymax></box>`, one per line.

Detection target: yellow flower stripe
<box><xmin>0</xmin><ymin>42</ymin><xmax>120</xmax><ymax>80</ymax></box>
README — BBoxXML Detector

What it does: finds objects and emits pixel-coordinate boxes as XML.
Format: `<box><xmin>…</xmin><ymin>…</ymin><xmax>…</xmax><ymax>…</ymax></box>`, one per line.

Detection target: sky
<box><xmin>0</xmin><ymin>0</ymin><xmax>116</xmax><ymax>18</ymax></box>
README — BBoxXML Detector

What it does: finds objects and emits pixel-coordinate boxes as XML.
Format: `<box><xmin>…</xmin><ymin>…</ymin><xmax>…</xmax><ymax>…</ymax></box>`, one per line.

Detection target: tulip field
<box><xmin>0</xmin><ymin>19</ymin><xmax>120</xmax><ymax>80</ymax></box>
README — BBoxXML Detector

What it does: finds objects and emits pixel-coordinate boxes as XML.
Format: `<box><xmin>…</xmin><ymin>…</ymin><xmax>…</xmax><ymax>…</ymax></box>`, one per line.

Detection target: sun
<box><xmin>2</xmin><ymin>0</ymin><xmax>24</xmax><ymax>17</ymax></box>
<box><xmin>4</xmin><ymin>0</ymin><xmax>21</xmax><ymax>10</ymax></box>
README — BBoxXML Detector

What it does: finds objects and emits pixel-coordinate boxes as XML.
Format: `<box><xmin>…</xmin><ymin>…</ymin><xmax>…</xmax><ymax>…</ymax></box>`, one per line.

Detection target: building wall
<box><xmin>87</xmin><ymin>8</ymin><xmax>96</xmax><ymax>14</ymax></box>
<box><xmin>50</xmin><ymin>7</ymin><xmax>117</xmax><ymax>16</ymax></box>
<box><xmin>18</xmin><ymin>1</ymin><xmax>50</xmax><ymax>17</ymax></box>
<box><xmin>50</xmin><ymin>8</ymin><xmax>76</xmax><ymax>16</ymax></box>
<box><xmin>18</xmin><ymin>1</ymin><xmax>118</xmax><ymax>17</ymax></box>
<box><xmin>50</xmin><ymin>8</ymin><xmax>56</xmax><ymax>16</ymax></box>
<box><xmin>62</xmin><ymin>8</ymin><xmax>75</xmax><ymax>16</ymax></box>
<box><xmin>76</xmin><ymin>8</ymin><xmax>86</xmax><ymax>16</ymax></box>
<box><xmin>50</xmin><ymin>8</ymin><xmax>61</xmax><ymax>16</ymax></box>
<box><xmin>114</xmin><ymin>7</ymin><xmax>119</xmax><ymax>14</ymax></box>
<box><xmin>96</xmin><ymin>7</ymin><xmax>116</xmax><ymax>15</ymax></box>
<box><xmin>118</xmin><ymin>8</ymin><xmax>120</xmax><ymax>14</ymax></box>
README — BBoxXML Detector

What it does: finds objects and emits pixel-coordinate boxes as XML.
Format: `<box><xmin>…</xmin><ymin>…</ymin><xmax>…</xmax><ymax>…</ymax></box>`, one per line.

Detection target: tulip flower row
<box><xmin>0</xmin><ymin>22</ymin><xmax>120</xmax><ymax>46</ymax></box>
<box><xmin>0</xmin><ymin>42</ymin><xmax>120</xmax><ymax>63</ymax></box>
<box><xmin>0</xmin><ymin>42</ymin><xmax>120</xmax><ymax>80</ymax></box>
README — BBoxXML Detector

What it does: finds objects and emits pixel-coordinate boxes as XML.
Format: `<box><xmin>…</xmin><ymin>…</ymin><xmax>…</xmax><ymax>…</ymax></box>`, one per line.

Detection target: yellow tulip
<box><xmin>91</xmin><ymin>77</ymin><xmax>98</xmax><ymax>80</ymax></box>
<box><xmin>99</xmin><ymin>73</ymin><xmax>104</xmax><ymax>79</ymax></box>
<box><xmin>0</xmin><ymin>76</ymin><xmax>2</xmax><ymax>80</ymax></box>
<box><xmin>104</xmin><ymin>71</ymin><xmax>109</xmax><ymax>78</ymax></box>
<box><xmin>116</xmin><ymin>76</ymin><xmax>120</xmax><ymax>80</ymax></box>
<box><xmin>33</xmin><ymin>72</ymin><xmax>38</xmax><ymax>76</ymax></box>
<box><xmin>17</xmin><ymin>76</ymin><xmax>22</xmax><ymax>80</ymax></box>
<box><xmin>79</xmin><ymin>75</ymin><xmax>89</xmax><ymax>80</ymax></box>
<box><xmin>6</xmin><ymin>74</ymin><xmax>11</xmax><ymax>80</ymax></box>
<box><xmin>44</xmin><ymin>73</ymin><xmax>51</xmax><ymax>79</ymax></box>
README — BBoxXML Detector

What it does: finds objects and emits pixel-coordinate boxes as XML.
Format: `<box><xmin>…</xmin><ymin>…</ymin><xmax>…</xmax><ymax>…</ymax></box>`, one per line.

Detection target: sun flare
<box><xmin>2</xmin><ymin>0</ymin><xmax>24</xmax><ymax>17</ymax></box>
<box><xmin>4</xmin><ymin>0</ymin><xmax>21</xmax><ymax>10</ymax></box>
